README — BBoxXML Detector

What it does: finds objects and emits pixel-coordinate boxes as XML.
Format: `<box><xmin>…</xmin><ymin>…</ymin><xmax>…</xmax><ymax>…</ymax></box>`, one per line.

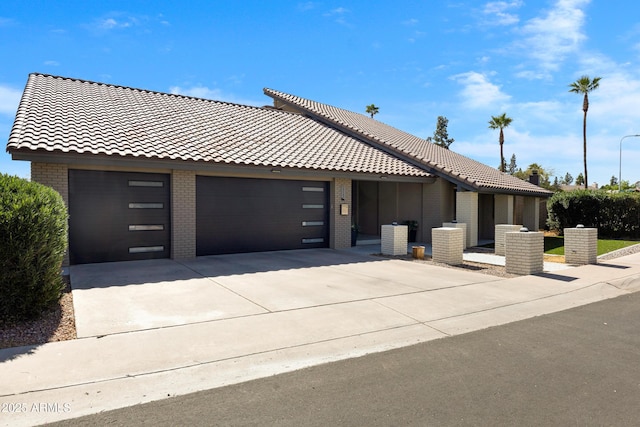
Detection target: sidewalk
<box><xmin>2</xmin><ymin>251</ymin><xmax>640</xmax><ymax>426</ymax></box>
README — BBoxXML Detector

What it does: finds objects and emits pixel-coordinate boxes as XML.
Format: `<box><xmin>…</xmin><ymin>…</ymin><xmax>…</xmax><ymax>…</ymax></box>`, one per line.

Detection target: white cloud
<box><xmin>323</xmin><ymin>7</ymin><xmax>350</xmax><ymax>26</ymax></box>
<box><xmin>450</xmin><ymin>71</ymin><xmax>511</xmax><ymax>109</ymax></box>
<box><xmin>518</xmin><ymin>0</ymin><xmax>589</xmax><ymax>73</ymax></box>
<box><xmin>44</xmin><ymin>60</ymin><xmax>60</xmax><ymax>66</ymax></box>
<box><xmin>482</xmin><ymin>0</ymin><xmax>523</xmax><ymax>26</ymax></box>
<box><xmin>86</xmin><ymin>15</ymin><xmax>140</xmax><ymax>33</ymax></box>
<box><xmin>0</xmin><ymin>85</ymin><xmax>21</xmax><ymax>117</ymax></box>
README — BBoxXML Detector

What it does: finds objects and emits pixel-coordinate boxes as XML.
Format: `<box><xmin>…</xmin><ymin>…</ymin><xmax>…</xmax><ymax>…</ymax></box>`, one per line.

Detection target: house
<box><xmin>6</xmin><ymin>73</ymin><xmax>551</xmax><ymax>265</ymax></box>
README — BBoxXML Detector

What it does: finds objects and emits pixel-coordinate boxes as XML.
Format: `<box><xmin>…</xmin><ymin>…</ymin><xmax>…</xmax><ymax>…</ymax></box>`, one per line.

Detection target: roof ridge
<box><xmin>29</xmin><ymin>72</ymin><xmax>274</xmax><ymax>112</ymax></box>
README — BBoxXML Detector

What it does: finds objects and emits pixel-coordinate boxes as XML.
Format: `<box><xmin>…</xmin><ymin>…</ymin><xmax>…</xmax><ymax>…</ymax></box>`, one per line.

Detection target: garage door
<box><xmin>196</xmin><ymin>176</ymin><xmax>328</xmax><ymax>256</ymax></box>
<box><xmin>69</xmin><ymin>170</ymin><xmax>171</xmax><ymax>264</ymax></box>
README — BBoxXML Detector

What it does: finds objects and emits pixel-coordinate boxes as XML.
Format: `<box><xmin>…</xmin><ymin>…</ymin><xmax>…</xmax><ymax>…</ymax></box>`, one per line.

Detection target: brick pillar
<box><xmin>564</xmin><ymin>226</ymin><xmax>597</xmax><ymax>265</ymax></box>
<box><xmin>456</xmin><ymin>191</ymin><xmax>478</xmax><ymax>247</ymax></box>
<box><xmin>494</xmin><ymin>194</ymin><xmax>514</xmax><ymax>224</ymax></box>
<box><xmin>330</xmin><ymin>178</ymin><xmax>352</xmax><ymax>249</ymax></box>
<box><xmin>381</xmin><ymin>224</ymin><xmax>408</xmax><ymax>256</ymax></box>
<box><xmin>432</xmin><ymin>227</ymin><xmax>463</xmax><ymax>265</ymax></box>
<box><xmin>494</xmin><ymin>224</ymin><xmax>522</xmax><ymax>256</ymax></box>
<box><xmin>31</xmin><ymin>162</ymin><xmax>70</xmax><ymax>266</ymax></box>
<box><xmin>171</xmin><ymin>170</ymin><xmax>196</xmax><ymax>259</ymax></box>
<box><xmin>442</xmin><ymin>222</ymin><xmax>467</xmax><ymax>249</ymax></box>
<box><xmin>505</xmin><ymin>230</ymin><xmax>544</xmax><ymax>275</ymax></box>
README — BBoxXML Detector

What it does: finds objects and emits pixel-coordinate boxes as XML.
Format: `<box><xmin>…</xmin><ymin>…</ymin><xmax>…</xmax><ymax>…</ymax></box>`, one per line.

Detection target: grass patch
<box><xmin>544</xmin><ymin>236</ymin><xmax>639</xmax><ymax>256</ymax></box>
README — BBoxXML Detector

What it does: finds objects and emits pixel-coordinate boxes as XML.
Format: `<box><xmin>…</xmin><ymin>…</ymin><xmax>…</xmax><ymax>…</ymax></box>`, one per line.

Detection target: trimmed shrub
<box><xmin>0</xmin><ymin>174</ymin><xmax>68</xmax><ymax>322</ymax></box>
<box><xmin>547</xmin><ymin>190</ymin><xmax>640</xmax><ymax>238</ymax></box>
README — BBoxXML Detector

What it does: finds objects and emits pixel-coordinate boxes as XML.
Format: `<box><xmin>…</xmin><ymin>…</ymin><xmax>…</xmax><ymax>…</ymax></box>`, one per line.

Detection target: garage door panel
<box><xmin>196</xmin><ymin>176</ymin><xmax>328</xmax><ymax>255</ymax></box>
<box><xmin>69</xmin><ymin>170</ymin><xmax>170</xmax><ymax>264</ymax></box>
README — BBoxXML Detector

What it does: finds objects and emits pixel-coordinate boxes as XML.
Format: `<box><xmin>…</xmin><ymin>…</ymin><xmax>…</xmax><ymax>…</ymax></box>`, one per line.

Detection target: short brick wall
<box><xmin>432</xmin><ymin>227</ymin><xmax>463</xmax><ymax>265</ymax></box>
<box><xmin>381</xmin><ymin>224</ymin><xmax>408</xmax><ymax>256</ymax></box>
<box><xmin>564</xmin><ymin>227</ymin><xmax>597</xmax><ymax>265</ymax></box>
<box><xmin>505</xmin><ymin>231</ymin><xmax>544</xmax><ymax>275</ymax></box>
<box><xmin>442</xmin><ymin>222</ymin><xmax>467</xmax><ymax>249</ymax></box>
<box><xmin>495</xmin><ymin>224</ymin><xmax>522</xmax><ymax>256</ymax></box>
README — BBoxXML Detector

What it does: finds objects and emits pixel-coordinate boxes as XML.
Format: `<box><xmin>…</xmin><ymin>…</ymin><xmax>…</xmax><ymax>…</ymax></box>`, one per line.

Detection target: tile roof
<box><xmin>7</xmin><ymin>74</ymin><xmax>432</xmax><ymax>178</ymax></box>
<box><xmin>264</xmin><ymin>88</ymin><xmax>552</xmax><ymax>196</ymax></box>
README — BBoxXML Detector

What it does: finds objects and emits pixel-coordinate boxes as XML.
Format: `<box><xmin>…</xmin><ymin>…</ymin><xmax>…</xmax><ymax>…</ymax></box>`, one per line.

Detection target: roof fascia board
<box><xmin>11</xmin><ymin>151</ymin><xmax>435</xmax><ymax>183</ymax></box>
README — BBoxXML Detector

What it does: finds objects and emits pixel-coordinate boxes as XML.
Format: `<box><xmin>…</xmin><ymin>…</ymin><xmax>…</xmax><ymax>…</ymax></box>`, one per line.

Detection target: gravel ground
<box><xmin>0</xmin><ymin>276</ymin><xmax>76</xmax><ymax>350</ymax></box>
<box><xmin>2</xmin><ymin>244</ymin><xmax>640</xmax><ymax>351</ymax></box>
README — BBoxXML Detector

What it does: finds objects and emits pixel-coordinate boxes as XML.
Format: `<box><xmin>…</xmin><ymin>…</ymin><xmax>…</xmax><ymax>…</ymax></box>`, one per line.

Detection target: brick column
<box><xmin>330</xmin><ymin>178</ymin><xmax>352</xmax><ymax>249</ymax></box>
<box><xmin>381</xmin><ymin>224</ymin><xmax>408</xmax><ymax>256</ymax></box>
<box><xmin>171</xmin><ymin>170</ymin><xmax>196</xmax><ymax>259</ymax></box>
<box><xmin>443</xmin><ymin>222</ymin><xmax>467</xmax><ymax>249</ymax></box>
<box><xmin>564</xmin><ymin>226</ymin><xmax>597</xmax><ymax>265</ymax></box>
<box><xmin>432</xmin><ymin>227</ymin><xmax>463</xmax><ymax>265</ymax></box>
<box><xmin>495</xmin><ymin>224</ymin><xmax>522</xmax><ymax>256</ymax></box>
<box><xmin>31</xmin><ymin>162</ymin><xmax>70</xmax><ymax>266</ymax></box>
<box><xmin>505</xmin><ymin>230</ymin><xmax>544</xmax><ymax>275</ymax></box>
<box><xmin>456</xmin><ymin>191</ymin><xmax>478</xmax><ymax>247</ymax></box>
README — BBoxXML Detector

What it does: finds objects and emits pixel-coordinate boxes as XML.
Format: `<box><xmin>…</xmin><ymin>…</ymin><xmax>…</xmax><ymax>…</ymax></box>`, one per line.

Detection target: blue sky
<box><xmin>2</xmin><ymin>0</ymin><xmax>640</xmax><ymax>187</ymax></box>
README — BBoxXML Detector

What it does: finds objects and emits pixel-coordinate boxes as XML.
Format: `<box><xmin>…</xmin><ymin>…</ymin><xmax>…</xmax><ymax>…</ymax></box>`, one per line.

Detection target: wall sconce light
<box><xmin>340</xmin><ymin>184</ymin><xmax>345</xmax><ymax>201</ymax></box>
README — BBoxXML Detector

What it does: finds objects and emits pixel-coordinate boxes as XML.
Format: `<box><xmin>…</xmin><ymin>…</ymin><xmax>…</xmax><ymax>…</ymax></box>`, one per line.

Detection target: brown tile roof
<box><xmin>7</xmin><ymin>74</ymin><xmax>432</xmax><ymax>178</ymax></box>
<box><xmin>264</xmin><ymin>88</ymin><xmax>552</xmax><ymax>196</ymax></box>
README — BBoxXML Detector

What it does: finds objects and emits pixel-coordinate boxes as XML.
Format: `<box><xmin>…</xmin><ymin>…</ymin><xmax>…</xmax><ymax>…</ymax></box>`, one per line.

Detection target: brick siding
<box><xmin>31</xmin><ymin>162</ymin><xmax>70</xmax><ymax>266</ymax></box>
<box><xmin>171</xmin><ymin>170</ymin><xmax>196</xmax><ymax>259</ymax></box>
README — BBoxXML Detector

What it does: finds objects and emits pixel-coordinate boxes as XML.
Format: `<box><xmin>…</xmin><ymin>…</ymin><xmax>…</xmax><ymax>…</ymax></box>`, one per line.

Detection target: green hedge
<box><xmin>547</xmin><ymin>190</ymin><xmax>640</xmax><ymax>238</ymax></box>
<box><xmin>0</xmin><ymin>174</ymin><xmax>68</xmax><ymax>322</ymax></box>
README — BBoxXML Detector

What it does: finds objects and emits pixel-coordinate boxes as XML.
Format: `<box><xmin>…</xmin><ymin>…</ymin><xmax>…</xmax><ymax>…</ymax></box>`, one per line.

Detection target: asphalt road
<box><xmin>52</xmin><ymin>292</ymin><xmax>640</xmax><ymax>426</ymax></box>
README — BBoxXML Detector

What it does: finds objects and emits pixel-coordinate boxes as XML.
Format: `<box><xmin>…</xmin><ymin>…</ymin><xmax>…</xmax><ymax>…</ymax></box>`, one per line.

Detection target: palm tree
<box><xmin>488</xmin><ymin>113</ymin><xmax>513</xmax><ymax>172</ymax></box>
<box><xmin>569</xmin><ymin>75</ymin><xmax>602</xmax><ymax>189</ymax></box>
<box><xmin>365</xmin><ymin>104</ymin><xmax>379</xmax><ymax>118</ymax></box>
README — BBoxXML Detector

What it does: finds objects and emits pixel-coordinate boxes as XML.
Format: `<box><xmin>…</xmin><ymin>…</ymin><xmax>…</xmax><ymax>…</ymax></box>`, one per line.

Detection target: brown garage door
<box><xmin>69</xmin><ymin>170</ymin><xmax>171</xmax><ymax>264</ymax></box>
<box><xmin>196</xmin><ymin>176</ymin><xmax>329</xmax><ymax>255</ymax></box>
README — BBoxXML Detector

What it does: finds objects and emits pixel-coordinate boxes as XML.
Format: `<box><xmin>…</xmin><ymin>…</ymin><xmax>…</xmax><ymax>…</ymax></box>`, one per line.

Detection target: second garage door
<box><xmin>196</xmin><ymin>176</ymin><xmax>329</xmax><ymax>255</ymax></box>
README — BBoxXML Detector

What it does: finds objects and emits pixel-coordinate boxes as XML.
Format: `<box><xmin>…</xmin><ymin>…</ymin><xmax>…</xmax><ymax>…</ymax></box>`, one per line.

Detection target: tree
<box><xmin>513</xmin><ymin>163</ymin><xmax>554</xmax><ymax>190</ymax></box>
<box><xmin>507</xmin><ymin>154</ymin><xmax>517</xmax><ymax>175</ymax></box>
<box><xmin>569</xmin><ymin>75</ymin><xmax>602</xmax><ymax>189</ymax></box>
<box><xmin>365</xmin><ymin>104</ymin><xmax>379</xmax><ymax>118</ymax></box>
<box><xmin>562</xmin><ymin>172</ymin><xmax>573</xmax><ymax>185</ymax></box>
<box><xmin>575</xmin><ymin>172</ymin><xmax>585</xmax><ymax>186</ymax></box>
<box><xmin>609</xmin><ymin>175</ymin><xmax>618</xmax><ymax>187</ymax></box>
<box><xmin>426</xmin><ymin>116</ymin><xmax>455</xmax><ymax>149</ymax></box>
<box><xmin>488</xmin><ymin>113</ymin><xmax>513</xmax><ymax>172</ymax></box>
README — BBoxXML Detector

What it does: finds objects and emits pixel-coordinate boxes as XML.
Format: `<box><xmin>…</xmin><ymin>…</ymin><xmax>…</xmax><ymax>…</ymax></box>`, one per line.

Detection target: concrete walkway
<box><xmin>2</xmin><ymin>249</ymin><xmax>640</xmax><ymax>426</ymax></box>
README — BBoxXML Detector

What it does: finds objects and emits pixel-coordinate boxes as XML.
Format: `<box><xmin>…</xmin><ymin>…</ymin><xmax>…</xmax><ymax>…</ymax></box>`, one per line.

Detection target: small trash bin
<box><xmin>412</xmin><ymin>246</ymin><xmax>425</xmax><ymax>260</ymax></box>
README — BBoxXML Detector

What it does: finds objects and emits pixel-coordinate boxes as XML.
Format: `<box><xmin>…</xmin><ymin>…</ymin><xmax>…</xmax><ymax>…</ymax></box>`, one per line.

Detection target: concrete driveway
<box><xmin>5</xmin><ymin>250</ymin><xmax>640</xmax><ymax>425</ymax></box>
<box><xmin>70</xmin><ymin>248</ymin><xmax>500</xmax><ymax>337</ymax></box>
<box><xmin>69</xmin><ymin>248</ymin><xmax>633</xmax><ymax>339</ymax></box>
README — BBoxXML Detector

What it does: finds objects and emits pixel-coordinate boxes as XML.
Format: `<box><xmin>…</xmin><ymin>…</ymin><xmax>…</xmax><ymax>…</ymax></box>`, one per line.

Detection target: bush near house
<box><xmin>0</xmin><ymin>174</ymin><xmax>68</xmax><ymax>322</ymax></box>
<box><xmin>547</xmin><ymin>190</ymin><xmax>640</xmax><ymax>239</ymax></box>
